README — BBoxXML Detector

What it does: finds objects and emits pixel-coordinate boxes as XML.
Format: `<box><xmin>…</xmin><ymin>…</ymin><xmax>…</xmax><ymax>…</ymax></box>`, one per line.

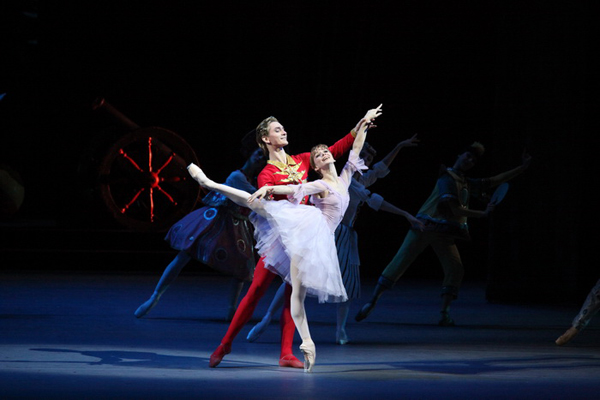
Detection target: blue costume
<box><xmin>165</xmin><ymin>170</ymin><xmax>256</xmax><ymax>281</ymax></box>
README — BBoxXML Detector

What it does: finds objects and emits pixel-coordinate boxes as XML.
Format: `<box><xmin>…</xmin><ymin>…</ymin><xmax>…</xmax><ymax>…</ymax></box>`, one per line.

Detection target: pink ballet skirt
<box><xmin>249</xmin><ymin>150</ymin><xmax>366</xmax><ymax>303</ymax></box>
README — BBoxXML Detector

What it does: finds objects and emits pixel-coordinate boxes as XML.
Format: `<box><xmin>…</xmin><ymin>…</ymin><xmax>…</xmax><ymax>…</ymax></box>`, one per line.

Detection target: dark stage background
<box><xmin>1</xmin><ymin>1</ymin><xmax>597</xmax><ymax>304</ymax></box>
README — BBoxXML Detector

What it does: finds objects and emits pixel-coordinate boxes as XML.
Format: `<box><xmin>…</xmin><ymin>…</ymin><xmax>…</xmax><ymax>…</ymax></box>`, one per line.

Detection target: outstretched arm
<box><xmin>447</xmin><ymin>151</ymin><xmax>531</xmax><ymax>219</ymax></box>
<box><xmin>248</xmin><ymin>185</ymin><xmax>294</xmax><ymax>202</ymax></box>
<box><xmin>378</xmin><ymin>200</ymin><xmax>425</xmax><ymax>230</ymax></box>
<box><xmin>379</xmin><ymin>134</ymin><xmax>420</xmax><ymax>168</ymax></box>
<box><xmin>487</xmin><ymin>151</ymin><xmax>532</xmax><ymax>187</ymax></box>
<box><xmin>248</xmin><ymin>181</ymin><xmax>328</xmax><ymax>203</ymax></box>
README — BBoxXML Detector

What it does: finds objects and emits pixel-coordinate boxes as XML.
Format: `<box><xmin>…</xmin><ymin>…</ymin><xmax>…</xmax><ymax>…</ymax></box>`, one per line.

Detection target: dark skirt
<box><xmin>334</xmin><ymin>223</ymin><xmax>361</xmax><ymax>299</ymax></box>
<box><xmin>164</xmin><ymin>191</ymin><xmax>255</xmax><ymax>281</ymax></box>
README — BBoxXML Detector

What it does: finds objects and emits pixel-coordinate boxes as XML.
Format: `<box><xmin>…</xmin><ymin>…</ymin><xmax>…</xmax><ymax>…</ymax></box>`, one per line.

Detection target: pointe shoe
<box><xmin>187</xmin><ymin>163</ymin><xmax>211</xmax><ymax>187</ymax></box>
<box><xmin>134</xmin><ymin>292</ymin><xmax>161</xmax><ymax>318</ymax></box>
<box><xmin>556</xmin><ymin>326</ymin><xmax>579</xmax><ymax>346</ymax></box>
<box><xmin>299</xmin><ymin>341</ymin><xmax>316</xmax><ymax>373</ymax></box>
<box><xmin>335</xmin><ymin>329</ymin><xmax>350</xmax><ymax>345</ymax></box>
<box><xmin>438</xmin><ymin>311</ymin><xmax>455</xmax><ymax>327</ymax></box>
<box><xmin>209</xmin><ymin>343</ymin><xmax>231</xmax><ymax>368</ymax></box>
<box><xmin>355</xmin><ymin>301</ymin><xmax>376</xmax><ymax>322</ymax></box>
<box><xmin>246</xmin><ymin>316</ymin><xmax>272</xmax><ymax>342</ymax></box>
<box><xmin>279</xmin><ymin>354</ymin><xmax>304</xmax><ymax>369</ymax></box>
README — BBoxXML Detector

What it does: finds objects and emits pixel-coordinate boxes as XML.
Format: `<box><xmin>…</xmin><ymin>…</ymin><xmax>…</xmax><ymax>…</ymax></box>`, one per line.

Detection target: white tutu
<box><xmin>250</xmin><ymin>200</ymin><xmax>348</xmax><ymax>303</ymax></box>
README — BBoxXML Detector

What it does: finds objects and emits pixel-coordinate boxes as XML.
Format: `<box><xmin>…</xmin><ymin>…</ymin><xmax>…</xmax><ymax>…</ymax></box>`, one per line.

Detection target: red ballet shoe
<box><xmin>279</xmin><ymin>354</ymin><xmax>304</xmax><ymax>369</ymax></box>
<box><xmin>209</xmin><ymin>343</ymin><xmax>231</xmax><ymax>368</ymax></box>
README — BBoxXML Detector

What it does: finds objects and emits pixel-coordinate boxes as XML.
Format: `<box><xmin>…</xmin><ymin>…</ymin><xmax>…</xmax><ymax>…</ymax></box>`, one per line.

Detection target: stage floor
<box><xmin>1</xmin><ymin>272</ymin><xmax>598</xmax><ymax>399</ymax></box>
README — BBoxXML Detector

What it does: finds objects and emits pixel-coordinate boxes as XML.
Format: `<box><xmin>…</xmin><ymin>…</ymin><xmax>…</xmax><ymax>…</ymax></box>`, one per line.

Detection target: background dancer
<box><xmin>355</xmin><ymin>142</ymin><xmax>531</xmax><ymax>326</ymax></box>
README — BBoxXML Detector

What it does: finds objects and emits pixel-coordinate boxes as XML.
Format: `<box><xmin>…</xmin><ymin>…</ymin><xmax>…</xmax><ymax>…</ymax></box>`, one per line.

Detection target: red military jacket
<box><xmin>257</xmin><ymin>131</ymin><xmax>356</xmax><ymax>204</ymax></box>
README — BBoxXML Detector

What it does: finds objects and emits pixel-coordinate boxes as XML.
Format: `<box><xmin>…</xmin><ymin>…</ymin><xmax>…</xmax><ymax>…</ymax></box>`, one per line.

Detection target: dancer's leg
<box><xmin>355</xmin><ymin>230</ymin><xmax>430</xmax><ymax>321</ymax></box>
<box><xmin>279</xmin><ymin>283</ymin><xmax>302</xmax><ymax>367</ymax></box>
<box><xmin>227</xmin><ymin>278</ymin><xmax>245</xmax><ymax>322</ymax></box>
<box><xmin>188</xmin><ymin>164</ymin><xmax>257</xmax><ymax>209</ymax></box>
<box><xmin>247</xmin><ymin>281</ymin><xmax>286</xmax><ymax>342</ymax></box>
<box><xmin>289</xmin><ymin>260</ymin><xmax>315</xmax><ymax>372</ymax></box>
<box><xmin>571</xmin><ymin>278</ymin><xmax>600</xmax><ymax>330</ymax></box>
<box><xmin>209</xmin><ymin>258</ymin><xmax>275</xmax><ymax>367</ymax></box>
<box><xmin>432</xmin><ymin>237</ymin><xmax>463</xmax><ymax>326</ymax></box>
<box><xmin>336</xmin><ymin>300</ymin><xmax>351</xmax><ymax>344</ymax></box>
<box><xmin>222</xmin><ymin>259</ymin><xmax>274</xmax><ymax>344</ymax></box>
<box><xmin>556</xmin><ymin>279</ymin><xmax>600</xmax><ymax>345</ymax></box>
<box><xmin>134</xmin><ymin>251</ymin><xmax>192</xmax><ymax>318</ymax></box>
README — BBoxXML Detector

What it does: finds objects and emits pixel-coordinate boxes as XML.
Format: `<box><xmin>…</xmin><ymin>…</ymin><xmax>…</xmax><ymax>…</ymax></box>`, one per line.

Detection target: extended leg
<box><xmin>209</xmin><ymin>257</ymin><xmax>275</xmax><ymax>367</ymax></box>
<box><xmin>134</xmin><ymin>251</ymin><xmax>192</xmax><ymax>318</ymax></box>
<box><xmin>355</xmin><ymin>230</ymin><xmax>430</xmax><ymax>322</ymax></box>
<box><xmin>556</xmin><ymin>278</ymin><xmax>600</xmax><ymax>345</ymax></box>
<box><xmin>247</xmin><ymin>281</ymin><xmax>286</xmax><ymax>342</ymax></box>
<box><xmin>188</xmin><ymin>164</ymin><xmax>254</xmax><ymax>209</ymax></box>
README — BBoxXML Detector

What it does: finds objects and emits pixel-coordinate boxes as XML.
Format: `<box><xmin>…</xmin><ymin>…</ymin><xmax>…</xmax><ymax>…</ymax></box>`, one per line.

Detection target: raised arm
<box><xmin>352</xmin><ymin>104</ymin><xmax>383</xmax><ymax>133</ymax></box>
<box><xmin>326</xmin><ymin>104</ymin><xmax>385</xmax><ymax>161</ymax></box>
<box><xmin>352</xmin><ymin>104</ymin><xmax>383</xmax><ymax>155</ymax></box>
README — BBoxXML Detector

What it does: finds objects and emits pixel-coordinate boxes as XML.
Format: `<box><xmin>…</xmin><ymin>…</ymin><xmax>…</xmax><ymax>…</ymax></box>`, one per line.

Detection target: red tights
<box><xmin>220</xmin><ymin>257</ymin><xmax>295</xmax><ymax>357</ymax></box>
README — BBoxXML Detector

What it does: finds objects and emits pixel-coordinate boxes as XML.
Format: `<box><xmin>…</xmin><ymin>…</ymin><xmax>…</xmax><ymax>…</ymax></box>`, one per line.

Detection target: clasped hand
<box><xmin>248</xmin><ymin>186</ymin><xmax>274</xmax><ymax>203</ymax></box>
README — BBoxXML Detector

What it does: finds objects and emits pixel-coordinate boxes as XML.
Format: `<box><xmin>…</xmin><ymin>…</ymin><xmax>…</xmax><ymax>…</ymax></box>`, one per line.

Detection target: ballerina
<box><xmin>187</xmin><ymin>105</ymin><xmax>381</xmax><ymax>372</ymax></box>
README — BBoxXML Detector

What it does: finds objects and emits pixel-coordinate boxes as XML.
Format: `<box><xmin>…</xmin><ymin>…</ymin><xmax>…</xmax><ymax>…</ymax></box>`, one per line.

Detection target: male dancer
<box><xmin>355</xmin><ymin>142</ymin><xmax>531</xmax><ymax>326</ymax></box>
<box><xmin>209</xmin><ymin>110</ymin><xmax>376</xmax><ymax>368</ymax></box>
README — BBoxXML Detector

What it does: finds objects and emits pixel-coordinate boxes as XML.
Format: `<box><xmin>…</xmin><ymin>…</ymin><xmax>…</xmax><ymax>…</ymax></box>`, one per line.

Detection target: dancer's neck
<box><xmin>268</xmin><ymin>146</ymin><xmax>288</xmax><ymax>164</ymax></box>
<box><xmin>320</xmin><ymin>165</ymin><xmax>340</xmax><ymax>187</ymax></box>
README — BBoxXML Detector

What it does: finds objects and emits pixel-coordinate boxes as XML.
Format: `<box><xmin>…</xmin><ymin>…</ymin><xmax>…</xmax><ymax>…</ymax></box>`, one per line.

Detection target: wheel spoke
<box><xmin>156</xmin><ymin>153</ymin><xmax>174</xmax><ymax>174</ymax></box>
<box><xmin>121</xmin><ymin>187</ymin><xmax>145</xmax><ymax>213</ymax></box>
<box><xmin>156</xmin><ymin>184</ymin><xmax>177</xmax><ymax>205</ymax></box>
<box><xmin>119</xmin><ymin>149</ymin><xmax>144</xmax><ymax>172</ymax></box>
<box><xmin>149</xmin><ymin>187</ymin><xmax>154</xmax><ymax>222</ymax></box>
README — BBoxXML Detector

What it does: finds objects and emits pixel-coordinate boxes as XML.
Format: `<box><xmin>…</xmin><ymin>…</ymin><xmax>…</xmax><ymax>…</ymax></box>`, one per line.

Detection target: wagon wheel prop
<box><xmin>98</xmin><ymin>126</ymin><xmax>204</xmax><ymax>231</ymax></box>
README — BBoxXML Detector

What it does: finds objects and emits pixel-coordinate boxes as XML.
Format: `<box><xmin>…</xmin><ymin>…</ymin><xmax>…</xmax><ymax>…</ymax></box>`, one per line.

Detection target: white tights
<box><xmin>290</xmin><ymin>260</ymin><xmax>312</xmax><ymax>344</ymax></box>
